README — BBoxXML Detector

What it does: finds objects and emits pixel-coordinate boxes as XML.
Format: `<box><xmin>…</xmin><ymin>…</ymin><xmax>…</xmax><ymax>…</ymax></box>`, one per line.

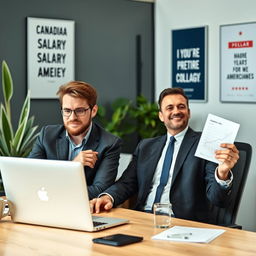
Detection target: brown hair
<box><xmin>57</xmin><ymin>81</ymin><xmax>97</xmax><ymax>108</ymax></box>
<box><xmin>158</xmin><ymin>87</ymin><xmax>189</xmax><ymax>111</ymax></box>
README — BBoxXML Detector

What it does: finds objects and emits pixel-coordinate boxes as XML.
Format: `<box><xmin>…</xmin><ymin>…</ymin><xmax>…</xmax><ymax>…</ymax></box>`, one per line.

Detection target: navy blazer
<box><xmin>28</xmin><ymin>122</ymin><xmax>121</xmax><ymax>199</ymax></box>
<box><xmin>105</xmin><ymin>127</ymin><xmax>231</xmax><ymax>223</ymax></box>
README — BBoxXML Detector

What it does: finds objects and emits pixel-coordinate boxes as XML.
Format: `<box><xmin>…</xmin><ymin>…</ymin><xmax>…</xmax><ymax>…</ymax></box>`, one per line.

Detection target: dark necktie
<box><xmin>153</xmin><ymin>136</ymin><xmax>176</xmax><ymax>204</ymax></box>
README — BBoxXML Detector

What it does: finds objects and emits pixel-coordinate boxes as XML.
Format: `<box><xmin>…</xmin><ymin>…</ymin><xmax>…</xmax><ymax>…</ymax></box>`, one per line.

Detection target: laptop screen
<box><xmin>0</xmin><ymin>156</ymin><xmax>128</xmax><ymax>231</ymax></box>
<box><xmin>0</xmin><ymin>157</ymin><xmax>95</xmax><ymax>230</ymax></box>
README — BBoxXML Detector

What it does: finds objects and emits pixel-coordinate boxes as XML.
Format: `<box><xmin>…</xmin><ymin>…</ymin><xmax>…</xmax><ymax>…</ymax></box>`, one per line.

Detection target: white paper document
<box><xmin>151</xmin><ymin>226</ymin><xmax>225</xmax><ymax>243</ymax></box>
<box><xmin>195</xmin><ymin>114</ymin><xmax>240</xmax><ymax>164</ymax></box>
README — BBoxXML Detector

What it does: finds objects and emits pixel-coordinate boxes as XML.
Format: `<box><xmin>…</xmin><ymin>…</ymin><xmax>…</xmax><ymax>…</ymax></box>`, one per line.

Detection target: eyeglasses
<box><xmin>61</xmin><ymin>107</ymin><xmax>90</xmax><ymax>117</ymax></box>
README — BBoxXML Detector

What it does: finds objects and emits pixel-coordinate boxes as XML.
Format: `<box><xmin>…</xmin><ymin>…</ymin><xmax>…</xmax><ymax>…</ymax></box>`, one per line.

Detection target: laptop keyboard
<box><xmin>93</xmin><ymin>221</ymin><xmax>107</xmax><ymax>227</ymax></box>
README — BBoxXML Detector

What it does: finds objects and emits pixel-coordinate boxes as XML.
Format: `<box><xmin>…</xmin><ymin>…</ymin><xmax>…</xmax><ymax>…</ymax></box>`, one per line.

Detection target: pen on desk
<box><xmin>167</xmin><ymin>232</ymin><xmax>193</xmax><ymax>239</ymax></box>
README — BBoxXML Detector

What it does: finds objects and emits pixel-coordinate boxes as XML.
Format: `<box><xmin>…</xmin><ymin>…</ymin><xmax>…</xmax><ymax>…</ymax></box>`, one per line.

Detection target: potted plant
<box><xmin>97</xmin><ymin>95</ymin><xmax>166</xmax><ymax>139</ymax></box>
<box><xmin>96</xmin><ymin>97</ymin><xmax>135</xmax><ymax>138</ymax></box>
<box><xmin>0</xmin><ymin>60</ymin><xmax>39</xmax><ymax>193</ymax></box>
<box><xmin>131</xmin><ymin>95</ymin><xmax>166</xmax><ymax>139</ymax></box>
<box><xmin>97</xmin><ymin>95</ymin><xmax>165</xmax><ymax>141</ymax></box>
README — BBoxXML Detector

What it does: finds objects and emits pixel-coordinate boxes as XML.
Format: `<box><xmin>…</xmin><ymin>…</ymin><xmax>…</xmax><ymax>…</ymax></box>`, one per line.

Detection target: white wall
<box><xmin>155</xmin><ymin>0</ymin><xmax>256</xmax><ymax>231</ymax></box>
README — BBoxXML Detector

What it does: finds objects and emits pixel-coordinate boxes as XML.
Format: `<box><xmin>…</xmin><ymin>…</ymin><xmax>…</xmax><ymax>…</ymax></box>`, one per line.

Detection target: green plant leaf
<box><xmin>12</xmin><ymin>119</ymin><xmax>27</xmax><ymax>152</ymax></box>
<box><xmin>18</xmin><ymin>92</ymin><xmax>30</xmax><ymax>127</ymax></box>
<box><xmin>10</xmin><ymin>91</ymin><xmax>33</xmax><ymax>153</ymax></box>
<box><xmin>9</xmin><ymin>142</ymin><xmax>17</xmax><ymax>156</ymax></box>
<box><xmin>2</xmin><ymin>61</ymin><xmax>13</xmax><ymax>117</ymax></box>
<box><xmin>0</xmin><ymin>104</ymin><xmax>13</xmax><ymax>151</ymax></box>
<box><xmin>20</xmin><ymin>147</ymin><xmax>34</xmax><ymax>158</ymax></box>
<box><xmin>23</xmin><ymin>116</ymin><xmax>35</xmax><ymax>134</ymax></box>
<box><xmin>112</xmin><ymin>108</ymin><xmax>122</xmax><ymax>124</ymax></box>
<box><xmin>151</xmin><ymin>119</ymin><xmax>156</xmax><ymax>127</ymax></box>
<box><xmin>19</xmin><ymin>127</ymin><xmax>39</xmax><ymax>154</ymax></box>
<box><xmin>22</xmin><ymin>116</ymin><xmax>38</xmax><ymax>141</ymax></box>
<box><xmin>0</xmin><ymin>61</ymin><xmax>39</xmax><ymax>157</ymax></box>
<box><xmin>12</xmin><ymin>95</ymin><xmax>31</xmax><ymax>152</ymax></box>
<box><xmin>0</xmin><ymin>129</ymin><xmax>10</xmax><ymax>155</ymax></box>
<box><xmin>111</xmin><ymin>98</ymin><xmax>131</xmax><ymax>110</ymax></box>
<box><xmin>97</xmin><ymin>105</ymin><xmax>106</xmax><ymax>117</ymax></box>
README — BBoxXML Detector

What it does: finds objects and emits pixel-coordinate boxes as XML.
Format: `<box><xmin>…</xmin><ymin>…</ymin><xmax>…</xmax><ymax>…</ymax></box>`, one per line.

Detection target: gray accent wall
<box><xmin>0</xmin><ymin>0</ymin><xmax>154</xmax><ymax>152</ymax></box>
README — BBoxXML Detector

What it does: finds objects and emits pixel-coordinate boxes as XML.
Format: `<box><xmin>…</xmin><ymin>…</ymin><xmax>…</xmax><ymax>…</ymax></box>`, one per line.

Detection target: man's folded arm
<box><xmin>87</xmin><ymin>137</ymin><xmax>122</xmax><ymax>199</ymax></box>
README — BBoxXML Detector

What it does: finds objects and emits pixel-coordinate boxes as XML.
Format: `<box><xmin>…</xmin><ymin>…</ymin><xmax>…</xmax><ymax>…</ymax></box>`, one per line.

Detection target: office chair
<box><xmin>209</xmin><ymin>142</ymin><xmax>252</xmax><ymax>229</ymax></box>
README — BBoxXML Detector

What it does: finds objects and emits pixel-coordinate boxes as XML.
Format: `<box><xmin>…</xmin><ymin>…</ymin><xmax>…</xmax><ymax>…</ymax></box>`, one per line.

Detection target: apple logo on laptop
<box><xmin>37</xmin><ymin>187</ymin><xmax>49</xmax><ymax>201</ymax></box>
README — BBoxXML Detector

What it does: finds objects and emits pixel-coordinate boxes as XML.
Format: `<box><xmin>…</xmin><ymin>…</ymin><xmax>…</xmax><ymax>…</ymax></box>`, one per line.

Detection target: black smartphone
<box><xmin>92</xmin><ymin>233</ymin><xmax>143</xmax><ymax>246</ymax></box>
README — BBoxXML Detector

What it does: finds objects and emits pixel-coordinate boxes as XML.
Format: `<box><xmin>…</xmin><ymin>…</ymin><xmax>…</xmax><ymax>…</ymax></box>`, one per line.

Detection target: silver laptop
<box><xmin>0</xmin><ymin>156</ymin><xmax>129</xmax><ymax>231</ymax></box>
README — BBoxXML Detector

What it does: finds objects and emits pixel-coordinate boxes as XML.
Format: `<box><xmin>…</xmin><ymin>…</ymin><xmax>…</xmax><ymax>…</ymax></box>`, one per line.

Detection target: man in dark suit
<box><xmin>29</xmin><ymin>81</ymin><xmax>121</xmax><ymax>199</ymax></box>
<box><xmin>91</xmin><ymin>88</ymin><xmax>239</xmax><ymax>223</ymax></box>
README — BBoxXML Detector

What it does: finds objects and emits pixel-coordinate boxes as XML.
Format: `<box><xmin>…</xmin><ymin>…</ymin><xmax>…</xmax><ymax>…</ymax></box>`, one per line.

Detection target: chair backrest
<box><xmin>209</xmin><ymin>142</ymin><xmax>252</xmax><ymax>227</ymax></box>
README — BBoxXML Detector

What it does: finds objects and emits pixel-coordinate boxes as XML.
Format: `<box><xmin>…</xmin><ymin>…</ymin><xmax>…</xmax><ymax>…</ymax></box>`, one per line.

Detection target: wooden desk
<box><xmin>0</xmin><ymin>208</ymin><xmax>255</xmax><ymax>256</ymax></box>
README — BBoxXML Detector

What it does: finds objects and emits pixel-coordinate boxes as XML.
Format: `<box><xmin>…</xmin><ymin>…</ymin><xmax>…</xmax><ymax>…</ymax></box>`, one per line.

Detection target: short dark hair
<box><xmin>57</xmin><ymin>81</ymin><xmax>97</xmax><ymax>108</ymax></box>
<box><xmin>158</xmin><ymin>87</ymin><xmax>189</xmax><ymax>111</ymax></box>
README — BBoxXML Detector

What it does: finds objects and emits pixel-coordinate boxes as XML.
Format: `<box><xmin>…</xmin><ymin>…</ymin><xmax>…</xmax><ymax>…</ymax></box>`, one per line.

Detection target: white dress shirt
<box><xmin>144</xmin><ymin>127</ymin><xmax>188</xmax><ymax>211</ymax></box>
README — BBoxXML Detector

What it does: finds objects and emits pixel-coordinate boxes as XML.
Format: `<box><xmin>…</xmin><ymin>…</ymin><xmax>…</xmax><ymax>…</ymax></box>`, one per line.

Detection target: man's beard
<box><xmin>64</xmin><ymin>119</ymin><xmax>91</xmax><ymax>136</ymax></box>
<box><xmin>166</xmin><ymin>113</ymin><xmax>188</xmax><ymax>131</ymax></box>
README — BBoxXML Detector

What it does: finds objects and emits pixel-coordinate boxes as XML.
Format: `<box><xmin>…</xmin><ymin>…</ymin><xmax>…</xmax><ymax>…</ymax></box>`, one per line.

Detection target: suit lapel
<box><xmin>56</xmin><ymin>124</ymin><xmax>99</xmax><ymax>160</ymax></box>
<box><xmin>171</xmin><ymin>128</ymin><xmax>198</xmax><ymax>187</ymax></box>
<box><xmin>56</xmin><ymin>123</ymin><xmax>99</xmax><ymax>162</ymax></box>
<box><xmin>142</xmin><ymin>135</ymin><xmax>167</xmax><ymax>198</ymax></box>
<box><xmin>83</xmin><ymin>123</ymin><xmax>99</xmax><ymax>151</ymax></box>
<box><xmin>56</xmin><ymin>130</ymin><xmax>69</xmax><ymax>160</ymax></box>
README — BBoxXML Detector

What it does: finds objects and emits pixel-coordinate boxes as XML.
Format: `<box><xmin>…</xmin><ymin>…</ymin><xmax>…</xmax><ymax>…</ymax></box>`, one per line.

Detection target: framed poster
<box><xmin>171</xmin><ymin>26</ymin><xmax>208</xmax><ymax>102</ymax></box>
<box><xmin>220</xmin><ymin>22</ymin><xmax>256</xmax><ymax>103</ymax></box>
<box><xmin>27</xmin><ymin>17</ymin><xmax>75</xmax><ymax>99</ymax></box>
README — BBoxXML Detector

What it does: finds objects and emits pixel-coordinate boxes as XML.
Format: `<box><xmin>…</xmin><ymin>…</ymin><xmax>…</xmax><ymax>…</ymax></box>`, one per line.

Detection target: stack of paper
<box><xmin>152</xmin><ymin>226</ymin><xmax>225</xmax><ymax>243</ymax></box>
<box><xmin>195</xmin><ymin>113</ymin><xmax>240</xmax><ymax>164</ymax></box>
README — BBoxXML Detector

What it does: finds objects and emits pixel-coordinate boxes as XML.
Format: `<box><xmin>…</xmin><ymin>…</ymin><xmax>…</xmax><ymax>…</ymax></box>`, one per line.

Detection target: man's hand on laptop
<box><xmin>90</xmin><ymin>195</ymin><xmax>113</xmax><ymax>213</ymax></box>
<box><xmin>73</xmin><ymin>150</ymin><xmax>98</xmax><ymax>168</ymax></box>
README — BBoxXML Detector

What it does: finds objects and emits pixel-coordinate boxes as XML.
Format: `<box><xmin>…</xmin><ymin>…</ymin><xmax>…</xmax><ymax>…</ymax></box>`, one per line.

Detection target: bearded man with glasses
<box><xmin>28</xmin><ymin>81</ymin><xmax>121</xmax><ymax>199</ymax></box>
